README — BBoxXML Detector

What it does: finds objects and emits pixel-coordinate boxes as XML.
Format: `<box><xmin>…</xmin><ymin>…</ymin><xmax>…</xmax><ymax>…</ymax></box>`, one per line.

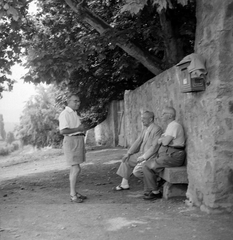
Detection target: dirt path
<box><xmin>0</xmin><ymin>147</ymin><xmax>233</xmax><ymax>240</ymax></box>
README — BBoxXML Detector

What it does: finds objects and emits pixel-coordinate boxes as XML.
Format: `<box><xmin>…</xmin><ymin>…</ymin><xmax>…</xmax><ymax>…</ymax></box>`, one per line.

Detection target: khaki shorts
<box><xmin>63</xmin><ymin>136</ymin><xmax>86</xmax><ymax>166</ymax></box>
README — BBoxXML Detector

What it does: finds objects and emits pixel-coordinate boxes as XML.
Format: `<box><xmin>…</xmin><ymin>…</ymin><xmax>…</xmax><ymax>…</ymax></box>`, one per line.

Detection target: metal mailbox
<box><xmin>177</xmin><ymin>54</ymin><xmax>207</xmax><ymax>93</ymax></box>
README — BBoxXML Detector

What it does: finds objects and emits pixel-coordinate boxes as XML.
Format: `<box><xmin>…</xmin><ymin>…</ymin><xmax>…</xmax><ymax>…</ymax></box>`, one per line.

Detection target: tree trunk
<box><xmin>65</xmin><ymin>0</ymin><xmax>163</xmax><ymax>76</ymax></box>
<box><xmin>159</xmin><ymin>9</ymin><xmax>184</xmax><ymax>67</ymax></box>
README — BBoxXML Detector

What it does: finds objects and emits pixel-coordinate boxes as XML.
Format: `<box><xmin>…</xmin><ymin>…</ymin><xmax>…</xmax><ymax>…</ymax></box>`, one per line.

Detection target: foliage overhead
<box><xmin>0</xmin><ymin>0</ymin><xmax>31</xmax><ymax>94</ymax></box>
<box><xmin>121</xmin><ymin>0</ymin><xmax>189</xmax><ymax>14</ymax></box>
<box><xmin>0</xmin><ymin>0</ymin><xmax>196</xmax><ymax>124</ymax></box>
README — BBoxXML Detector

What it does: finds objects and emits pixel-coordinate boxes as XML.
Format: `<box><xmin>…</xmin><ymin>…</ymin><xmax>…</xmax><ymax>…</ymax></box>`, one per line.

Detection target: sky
<box><xmin>0</xmin><ymin>2</ymin><xmax>38</xmax><ymax>124</ymax></box>
<box><xmin>0</xmin><ymin>64</ymin><xmax>36</xmax><ymax>123</ymax></box>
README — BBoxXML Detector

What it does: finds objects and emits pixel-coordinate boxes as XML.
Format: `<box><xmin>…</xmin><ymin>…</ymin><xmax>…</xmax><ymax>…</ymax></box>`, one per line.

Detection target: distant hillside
<box><xmin>4</xmin><ymin>122</ymin><xmax>18</xmax><ymax>133</ymax></box>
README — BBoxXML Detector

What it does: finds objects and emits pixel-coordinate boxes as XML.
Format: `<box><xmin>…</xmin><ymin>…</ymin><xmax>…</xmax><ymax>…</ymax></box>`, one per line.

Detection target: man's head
<box><xmin>67</xmin><ymin>94</ymin><xmax>80</xmax><ymax>111</ymax></box>
<box><xmin>141</xmin><ymin>111</ymin><xmax>154</xmax><ymax>127</ymax></box>
<box><xmin>161</xmin><ymin>106</ymin><xmax>176</xmax><ymax>123</ymax></box>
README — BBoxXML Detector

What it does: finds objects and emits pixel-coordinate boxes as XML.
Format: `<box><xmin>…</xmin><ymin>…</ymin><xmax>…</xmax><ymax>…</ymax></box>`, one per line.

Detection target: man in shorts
<box><xmin>59</xmin><ymin>94</ymin><xmax>87</xmax><ymax>203</ymax></box>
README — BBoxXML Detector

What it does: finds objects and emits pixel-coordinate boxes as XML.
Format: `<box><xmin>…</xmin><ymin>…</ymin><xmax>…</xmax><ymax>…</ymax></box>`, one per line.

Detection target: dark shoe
<box><xmin>76</xmin><ymin>192</ymin><xmax>87</xmax><ymax>200</ymax></box>
<box><xmin>144</xmin><ymin>192</ymin><xmax>150</xmax><ymax>196</ymax></box>
<box><xmin>70</xmin><ymin>195</ymin><xmax>83</xmax><ymax>203</ymax></box>
<box><xmin>143</xmin><ymin>192</ymin><xmax>162</xmax><ymax>200</ymax></box>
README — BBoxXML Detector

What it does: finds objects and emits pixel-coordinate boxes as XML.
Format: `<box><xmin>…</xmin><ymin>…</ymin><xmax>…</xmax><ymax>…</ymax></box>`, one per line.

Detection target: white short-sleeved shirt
<box><xmin>164</xmin><ymin>120</ymin><xmax>185</xmax><ymax>147</ymax></box>
<box><xmin>59</xmin><ymin>106</ymin><xmax>83</xmax><ymax>136</ymax></box>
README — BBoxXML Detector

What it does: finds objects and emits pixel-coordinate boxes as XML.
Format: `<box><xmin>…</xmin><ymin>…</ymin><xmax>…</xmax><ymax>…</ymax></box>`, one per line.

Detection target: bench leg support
<box><xmin>163</xmin><ymin>182</ymin><xmax>188</xmax><ymax>199</ymax></box>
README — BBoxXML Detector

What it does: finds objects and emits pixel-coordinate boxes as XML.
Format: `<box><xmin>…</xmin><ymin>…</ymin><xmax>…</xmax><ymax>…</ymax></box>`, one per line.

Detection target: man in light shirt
<box><xmin>142</xmin><ymin>106</ymin><xmax>186</xmax><ymax>200</ymax></box>
<box><xmin>114</xmin><ymin>111</ymin><xmax>162</xmax><ymax>191</ymax></box>
<box><xmin>59</xmin><ymin>94</ymin><xmax>87</xmax><ymax>203</ymax></box>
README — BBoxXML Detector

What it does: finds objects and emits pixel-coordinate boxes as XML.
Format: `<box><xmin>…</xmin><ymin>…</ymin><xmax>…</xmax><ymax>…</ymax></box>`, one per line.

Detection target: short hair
<box><xmin>164</xmin><ymin>106</ymin><xmax>176</xmax><ymax>119</ymax></box>
<box><xmin>67</xmin><ymin>93</ymin><xmax>79</xmax><ymax>102</ymax></box>
<box><xmin>143</xmin><ymin>111</ymin><xmax>155</xmax><ymax>120</ymax></box>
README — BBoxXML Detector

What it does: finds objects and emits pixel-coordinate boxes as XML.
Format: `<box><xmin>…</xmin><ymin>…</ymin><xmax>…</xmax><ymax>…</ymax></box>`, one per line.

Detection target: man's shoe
<box><xmin>144</xmin><ymin>192</ymin><xmax>150</xmax><ymax>196</ymax></box>
<box><xmin>70</xmin><ymin>195</ymin><xmax>83</xmax><ymax>203</ymax></box>
<box><xmin>76</xmin><ymin>192</ymin><xmax>87</xmax><ymax>200</ymax></box>
<box><xmin>143</xmin><ymin>192</ymin><xmax>162</xmax><ymax>200</ymax></box>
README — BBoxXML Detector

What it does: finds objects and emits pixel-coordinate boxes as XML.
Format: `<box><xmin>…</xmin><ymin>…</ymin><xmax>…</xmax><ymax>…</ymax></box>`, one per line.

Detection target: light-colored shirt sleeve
<box><xmin>164</xmin><ymin>121</ymin><xmax>185</xmax><ymax>146</ymax></box>
<box><xmin>164</xmin><ymin>121</ymin><xmax>179</xmax><ymax>138</ymax></box>
<box><xmin>59</xmin><ymin>111</ymin><xmax>70</xmax><ymax>130</ymax></box>
<box><xmin>59</xmin><ymin>107</ymin><xmax>81</xmax><ymax>131</ymax></box>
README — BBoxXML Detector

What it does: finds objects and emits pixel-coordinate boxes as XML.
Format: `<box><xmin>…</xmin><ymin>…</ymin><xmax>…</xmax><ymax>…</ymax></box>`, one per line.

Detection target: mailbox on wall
<box><xmin>177</xmin><ymin>53</ymin><xmax>207</xmax><ymax>93</ymax></box>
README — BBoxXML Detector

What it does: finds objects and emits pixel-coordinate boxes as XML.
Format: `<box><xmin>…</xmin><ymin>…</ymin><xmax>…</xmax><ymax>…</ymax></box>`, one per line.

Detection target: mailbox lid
<box><xmin>178</xmin><ymin>61</ymin><xmax>190</xmax><ymax>70</ymax></box>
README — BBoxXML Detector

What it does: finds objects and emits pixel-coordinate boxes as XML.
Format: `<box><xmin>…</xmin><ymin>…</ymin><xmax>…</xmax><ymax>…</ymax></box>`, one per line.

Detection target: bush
<box><xmin>11</xmin><ymin>141</ymin><xmax>20</xmax><ymax>151</ymax></box>
<box><xmin>0</xmin><ymin>141</ymin><xmax>20</xmax><ymax>156</ymax></box>
<box><xmin>0</xmin><ymin>146</ymin><xmax>9</xmax><ymax>156</ymax></box>
<box><xmin>6</xmin><ymin>132</ymin><xmax>15</xmax><ymax>144</ymax></box>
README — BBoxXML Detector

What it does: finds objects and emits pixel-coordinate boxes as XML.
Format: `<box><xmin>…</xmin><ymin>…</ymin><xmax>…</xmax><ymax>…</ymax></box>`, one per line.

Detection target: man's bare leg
<box><xmin>69</xmin><ymin>164</ymin><xmax>81</xmax><ymax>196</ymax></box>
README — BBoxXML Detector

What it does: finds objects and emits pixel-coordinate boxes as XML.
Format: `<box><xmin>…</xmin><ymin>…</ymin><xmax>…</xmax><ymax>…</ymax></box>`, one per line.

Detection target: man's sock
<box><xmin>121</xmin><ymin>178</ymin><xmax>129</xmax><ymax>187</ymax></box>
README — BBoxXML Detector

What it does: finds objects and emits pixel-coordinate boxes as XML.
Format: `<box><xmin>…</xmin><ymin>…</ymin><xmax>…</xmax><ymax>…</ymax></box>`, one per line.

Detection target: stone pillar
<box><xmin>118</xmin><ymin>101</ymin><xmax>127</xmax><ymax>147</ymax></box>
<box><xmin>185</xmin><ymin>0</ymin><xmax>233</xmax><ymax>212</ymax></box>
<box><xmin>94</xmin><ymin>101</ymin><xmax>120</xmax><ymax>147</ymax></box>
<box><xmin>85</xmin><ymin>128</ymin><xmax>96</xmax><ymax>146</ymax></box>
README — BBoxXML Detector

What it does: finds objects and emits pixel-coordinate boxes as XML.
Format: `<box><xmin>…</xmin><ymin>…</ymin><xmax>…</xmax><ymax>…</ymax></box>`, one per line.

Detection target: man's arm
<box><xmin>127</xmin><ymin>135</ymin><xmax>143</xmax><ymax>155</ymax></box>
<box><xmin>60</xmin><ymin>124</ymin><xmax>86</xmax><ymax>135</ymax></box>
<box><xmin>158</xmin><ymin>134</ymin><xmax>173</xmax><ymax>146</ymax></box>
<box><xmin>122</xmin><ymin>131</ymin><xmax>144</xmax><ymax>162</ymax></box>
<box><xmin>139</xmin><ymin>127</ymin><xmax>163</xmax><ymax>161</ymax></box>
<box><xmin>158</xmin><ymin>122</ymin><xmax>182</xmax><ymax>146</ymax></box>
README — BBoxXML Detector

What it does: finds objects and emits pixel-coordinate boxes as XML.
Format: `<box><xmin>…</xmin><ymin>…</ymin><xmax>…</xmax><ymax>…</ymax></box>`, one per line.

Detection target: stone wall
<box><xmin>124</xmin><ymin>67</ymin><xmax>188</xmax><ymax>146</ymax></box>
<box><xmin>85</xmin><ymin>0</ymin><xmax>233</xmax><ymax>212</ymax></box>
<box><xmin>122</xmin><ymin>0</ymin><xmax>233</xmax><ymax>213</ymax></box>
<box><xmin>192</xmin><ymin>0</ymin><xmax>233</xmax><ymax>212</ymax></box>
<box><xmin>85</xmin><ymin>101</ymin><xmax>124</xmax><ymax>147</ymax></box>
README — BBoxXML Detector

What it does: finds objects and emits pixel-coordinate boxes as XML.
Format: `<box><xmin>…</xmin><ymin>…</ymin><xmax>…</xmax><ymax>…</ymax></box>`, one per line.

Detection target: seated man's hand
<box><xmin>137</xmin><ymin>156</ymin><xmax>145</xmax><ymax>164</ymax></box>
<box><xmin>158</xmin><ymin>138</ymin><xmax>163</xmax><ymax>145</ymax></box>
<box><xmin>122</xmin><ymin>154</ymin><xmax>130</xmax><ymax>163</ymax></box>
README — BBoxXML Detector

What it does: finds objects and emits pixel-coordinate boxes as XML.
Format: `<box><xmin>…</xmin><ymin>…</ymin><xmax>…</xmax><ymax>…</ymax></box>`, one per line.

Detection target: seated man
<box><xmin>142</xmin><ymin>106</ymin><xmax>186</xmax><ymax>200</ymax></box>
<box><xmin>114</xmin><ymin>111</ymin><xmax>162</xmax><ymax>191</ymax></box>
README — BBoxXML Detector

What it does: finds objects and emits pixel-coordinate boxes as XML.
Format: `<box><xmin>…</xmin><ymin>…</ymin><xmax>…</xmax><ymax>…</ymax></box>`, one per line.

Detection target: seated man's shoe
<box><xmin>143</xmin><ymin>191</ymin><xmax>162</xmax><ymax>200</ymax></box>
<box><xmin>144</xmin><ymin>192</ymin><xmax>150</xmax><ymax>196</ymax></box>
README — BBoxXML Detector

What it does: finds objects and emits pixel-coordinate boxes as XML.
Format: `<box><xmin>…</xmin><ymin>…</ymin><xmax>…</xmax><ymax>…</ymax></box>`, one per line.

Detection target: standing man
<box><xmin>142</xmin><ymin>106</ymin><xmax>186</xmax><ymax>200</ymax></box>
<box><xmin>59</xmin><ymin>94</ymin><xmax>87</xmax><ymax>203</ymax></box>
<box><xmin>114</xmin><ymin>111</ymin><xmax>162</xmax><ymax>191</ymax></box>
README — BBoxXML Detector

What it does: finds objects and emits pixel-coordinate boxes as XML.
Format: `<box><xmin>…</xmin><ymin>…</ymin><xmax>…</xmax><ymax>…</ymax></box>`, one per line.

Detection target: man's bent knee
<box><xmin>132</xmin><ymin>163</ymin><xmax>144</xmax><ymax>179</ymax></box>
<box><xmin>133</xmin><ymin>170</ymin><xmax>143</xmax><ymax>179</ymax></box>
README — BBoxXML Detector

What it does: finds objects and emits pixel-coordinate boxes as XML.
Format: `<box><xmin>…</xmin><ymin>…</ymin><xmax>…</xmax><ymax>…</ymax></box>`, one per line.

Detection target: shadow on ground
<box><xmin>0</xmin><ymin>147</ymin><xmax>233</xmax><ymax>240</ymax></box>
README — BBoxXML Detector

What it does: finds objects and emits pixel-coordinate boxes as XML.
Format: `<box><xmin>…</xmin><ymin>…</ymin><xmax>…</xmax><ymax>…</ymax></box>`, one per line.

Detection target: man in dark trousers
<box><xmin>142</xmin><ymin>106</ymin><xmax>186</xmax><ymax>200</ymax></box>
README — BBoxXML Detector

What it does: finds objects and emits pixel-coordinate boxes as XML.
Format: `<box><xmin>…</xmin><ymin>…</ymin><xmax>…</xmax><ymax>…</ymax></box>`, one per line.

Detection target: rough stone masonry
<box><xmin>88</xmin><ymin>0</ymin><xmax>233</xmax><ymax>213</ymax></box>
<box><xmin>123</xmin><ymin>0</ymin><xmax>233</xmax><ymax>213</ymax></box>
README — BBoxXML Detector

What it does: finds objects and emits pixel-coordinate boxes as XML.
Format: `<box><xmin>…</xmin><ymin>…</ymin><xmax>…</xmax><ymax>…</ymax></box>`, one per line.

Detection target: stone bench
<box><xmin>159</xmin><ymin>166</ymin><xmax>188</xmax><ymax>199</ymax></box>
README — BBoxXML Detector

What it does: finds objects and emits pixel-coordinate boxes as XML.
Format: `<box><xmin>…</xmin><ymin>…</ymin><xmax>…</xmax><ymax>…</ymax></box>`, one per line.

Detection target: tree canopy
<box><xmin>0</xmin><ymin>0</ymin><xmax>196</xmax><ymax>124</ymax></box>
